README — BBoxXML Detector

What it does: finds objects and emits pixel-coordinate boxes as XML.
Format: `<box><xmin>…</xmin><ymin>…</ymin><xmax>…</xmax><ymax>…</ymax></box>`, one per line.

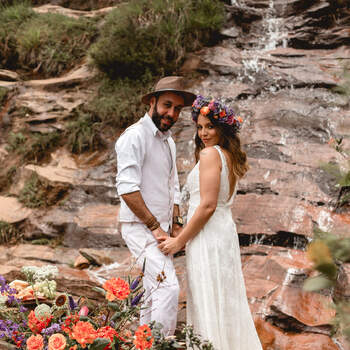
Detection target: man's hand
<box><xmin>151</xmin><ymin>226</ymin><xmax>168</xmax><ymax>242</ymax></box>
<box><xmin>171</xmin><ymin>224</ymin><xmax>182</xmax><ymax>238</ymax></box>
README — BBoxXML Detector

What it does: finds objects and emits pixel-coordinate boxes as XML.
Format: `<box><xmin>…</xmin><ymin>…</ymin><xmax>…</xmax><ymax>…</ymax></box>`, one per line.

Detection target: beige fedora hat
<box><xmin>141</xmin><ymin>76</ymin><xmax>196</xmax><ymax>107</ymax></box>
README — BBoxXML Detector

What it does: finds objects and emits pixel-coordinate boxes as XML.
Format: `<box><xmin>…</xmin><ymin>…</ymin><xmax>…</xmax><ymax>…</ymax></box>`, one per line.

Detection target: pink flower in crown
<box><xmin>208</xmin><ymin>99</ymin><xmax>216</xmax><ymax>111</ymax></box>
<box><xmin>226</xmin><ymin>115</ymin><xmax>234</xmax><ymax>125</ymax></box>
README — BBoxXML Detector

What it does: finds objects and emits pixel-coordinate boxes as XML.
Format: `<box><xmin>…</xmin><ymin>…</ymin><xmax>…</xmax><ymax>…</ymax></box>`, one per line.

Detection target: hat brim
<box><xmin>141</xmin><ymin>89</ymin><xmax>196</xmax><ymax>107</ymax></box>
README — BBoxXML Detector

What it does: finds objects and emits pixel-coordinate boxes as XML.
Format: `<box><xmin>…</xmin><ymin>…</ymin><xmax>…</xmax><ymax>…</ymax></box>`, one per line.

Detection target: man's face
<box><xmin>149</xmin><ymin>92</ymin><xmax>185</xmax><ymax>132</ymax></box>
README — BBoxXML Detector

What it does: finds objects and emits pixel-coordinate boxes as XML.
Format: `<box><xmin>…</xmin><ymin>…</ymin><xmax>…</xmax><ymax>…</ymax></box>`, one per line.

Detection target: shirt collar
<box><xmin>143</xmin><ymin>113</ymin><xmax>172</xmax><ymax>140</ymax></box>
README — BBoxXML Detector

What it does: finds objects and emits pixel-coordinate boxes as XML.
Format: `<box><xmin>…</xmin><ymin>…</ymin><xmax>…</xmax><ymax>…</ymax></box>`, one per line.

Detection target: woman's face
<box><xmin>197</xmin><ymin>114</ymin><xmax>220</xmax><ymax>147</ymax></box>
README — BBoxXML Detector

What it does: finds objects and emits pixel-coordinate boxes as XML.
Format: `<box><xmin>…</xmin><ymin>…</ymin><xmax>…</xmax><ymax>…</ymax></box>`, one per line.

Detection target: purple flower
<box><xmin>42</xmin><ymin>323</ymin><xmax>61</xmax><ymax>336</ymax></box>
<box><xmin>19</xmin><ymin>305</ymin><xmax>27</xmax><ymax>313</ymax></box>
<box><xmin>130</xmin><ymin>276</ymin><xmax>141</xmax><ymax>290</ymax></box>
<box><xmin>0</xmin><ymin>276</ymin><xmax>6</xmax><ymax>286</ymax></box>
<box><xmin>131</xmin><ymin>291</ymin><xmax>144</xmax><ymax>306</ymax></box>
<box><xmin>68</xmin><ymin>295</ymin><xmax>77</xmax><ymax>310</ymax></box>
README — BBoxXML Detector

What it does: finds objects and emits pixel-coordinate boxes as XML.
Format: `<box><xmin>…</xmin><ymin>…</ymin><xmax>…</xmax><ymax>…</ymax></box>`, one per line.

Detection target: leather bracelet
<box><xmin>148</xmin><ymin>221</ymin><xmax>160</xmax><ymax>231</ymax></box>
<box><xmin>145</xmin><ymin>216</ymin><xmax>160</xmax><ymax>231</ymax></box>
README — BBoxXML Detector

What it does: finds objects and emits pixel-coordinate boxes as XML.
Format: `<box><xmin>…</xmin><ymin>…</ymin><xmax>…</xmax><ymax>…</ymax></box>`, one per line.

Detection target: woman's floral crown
<box><xmin>191</xmin><ymin>95</ymin><xmax>243</xmax><ymax>133</ymax></box>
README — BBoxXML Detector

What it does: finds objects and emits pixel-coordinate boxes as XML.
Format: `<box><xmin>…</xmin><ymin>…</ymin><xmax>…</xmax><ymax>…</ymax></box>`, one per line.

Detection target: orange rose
<box><xmin>200</xmin><ymin>106</ymin><xmax>210</xmax><ymax>115</ymax></box>
<box><xmin>71</xmin><ymin>321</ymin><xmax>97</xmax><ymax>348</ymax></box>
<box><xmin>27</xmin><ymin>334</ymin><xmax>44</xmax><ymax>350</ymax></box>
<box><xmin>133</xmin><ymin>324</ymin><xmax>153</xmax><ymax>350</ymax></box>
<box><xmin>237</xmin><ymin>116</ymin><xmax>243</xmax><ymax>123</ymax></box>
<box><xmin>48</xmin><ymin>334</ymin><xmax>66</xmax><ymax>350</ymax></box>
<box><xmin>102</xmin><ymin>277</ymin><xmax>130</xmax><ymax>301</ymax></box>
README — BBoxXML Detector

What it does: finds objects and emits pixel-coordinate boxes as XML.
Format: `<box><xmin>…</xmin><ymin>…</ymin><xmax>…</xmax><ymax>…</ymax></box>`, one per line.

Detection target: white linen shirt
<box><xmin>115</xmin><ymin>113</ymin><xmax>181</xmax><ymax>232</ymax></box>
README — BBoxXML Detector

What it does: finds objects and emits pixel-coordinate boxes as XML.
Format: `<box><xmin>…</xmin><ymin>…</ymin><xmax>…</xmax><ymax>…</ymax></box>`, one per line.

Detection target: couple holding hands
<box><xmin>115</xmin><ymin>76</ymin><xmax>262</xmax><ymax>350</ymax></box>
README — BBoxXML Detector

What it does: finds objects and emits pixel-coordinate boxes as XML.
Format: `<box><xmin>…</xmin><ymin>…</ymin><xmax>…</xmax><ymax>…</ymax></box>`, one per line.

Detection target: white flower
<box><xmin>33</xmin><ymin>265</ymin><xmax>58</xmax><ymax>281</ymax></box>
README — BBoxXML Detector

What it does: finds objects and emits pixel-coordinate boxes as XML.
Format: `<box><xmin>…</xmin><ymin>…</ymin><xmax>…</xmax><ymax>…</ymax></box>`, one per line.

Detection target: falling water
<box><xmin>237</xmin><ymin>0</ymin><xmax>289</xmax><ymax>82</ymax></box>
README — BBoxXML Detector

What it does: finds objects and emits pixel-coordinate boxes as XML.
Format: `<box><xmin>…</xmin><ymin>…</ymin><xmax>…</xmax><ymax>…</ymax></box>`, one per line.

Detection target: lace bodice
<box><xmin>186</xmin><ymin>145</ymin><xmax>236</xmax><ymax>211</ymax></box>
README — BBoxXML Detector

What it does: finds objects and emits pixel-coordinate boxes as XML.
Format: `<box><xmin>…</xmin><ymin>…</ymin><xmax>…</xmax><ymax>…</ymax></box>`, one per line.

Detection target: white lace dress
<box><xmin>186</xmin><ymin>145</ymin><xmax>262</xmax><ymax>350</ymax></box>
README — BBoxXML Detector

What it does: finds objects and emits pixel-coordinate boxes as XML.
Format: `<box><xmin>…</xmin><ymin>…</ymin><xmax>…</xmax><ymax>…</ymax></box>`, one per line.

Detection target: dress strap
<box><xmin>213</xmin><ymin>145</ymin><xmax>227</xmax><ymax>171</ymax></box>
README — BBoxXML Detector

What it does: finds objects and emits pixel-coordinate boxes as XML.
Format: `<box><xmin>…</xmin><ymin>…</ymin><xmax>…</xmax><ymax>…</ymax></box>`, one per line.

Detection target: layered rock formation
<box><xmin>0</xmin><ymin>0</ymin><xmax>349</xmax><ymax>349</ymax></box>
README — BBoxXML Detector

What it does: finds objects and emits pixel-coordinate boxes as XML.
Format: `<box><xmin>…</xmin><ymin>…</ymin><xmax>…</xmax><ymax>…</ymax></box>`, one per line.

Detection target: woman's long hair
<box><xmin>194</xmin><ymin>116</ymin><xmax>249</xmax><ymax>184</ymax></box>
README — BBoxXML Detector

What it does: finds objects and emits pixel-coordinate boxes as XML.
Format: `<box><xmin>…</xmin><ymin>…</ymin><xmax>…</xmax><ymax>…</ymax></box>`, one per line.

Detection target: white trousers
<box><xmin>121</xmin><ymin>222</ymin><xmax>179</xmax><ymax>336</ymax></box>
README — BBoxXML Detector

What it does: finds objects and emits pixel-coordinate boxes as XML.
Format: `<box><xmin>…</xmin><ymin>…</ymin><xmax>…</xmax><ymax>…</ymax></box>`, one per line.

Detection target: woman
<box><xmin>159</xmin><ymin>96</ymin><xmax>262</xmax><ymax>350</ymax></box>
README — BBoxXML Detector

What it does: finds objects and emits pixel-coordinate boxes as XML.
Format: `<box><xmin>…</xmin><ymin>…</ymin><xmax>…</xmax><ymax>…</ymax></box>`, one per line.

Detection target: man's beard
<box><xmin>152</xmin><ymin>106</ymin><xmax>175</xmax><ymax>132</ymax></box>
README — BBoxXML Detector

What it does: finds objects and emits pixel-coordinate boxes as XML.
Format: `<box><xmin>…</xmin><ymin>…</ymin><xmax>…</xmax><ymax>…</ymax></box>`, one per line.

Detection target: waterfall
<box><xmin>236</xmin><ymin>0</ymin><xmax>288</xmax><ymax>82</ymax></box>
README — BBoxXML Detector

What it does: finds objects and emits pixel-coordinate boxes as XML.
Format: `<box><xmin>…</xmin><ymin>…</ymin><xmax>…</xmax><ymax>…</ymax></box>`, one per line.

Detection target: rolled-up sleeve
<box><xmin>115</xmin><ymin>130</ymin><xmax>145</xmax><ymax>196</ymax></box>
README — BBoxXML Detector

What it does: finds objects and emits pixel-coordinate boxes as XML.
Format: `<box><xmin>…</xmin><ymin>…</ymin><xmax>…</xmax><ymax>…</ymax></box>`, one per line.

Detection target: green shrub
<box><xmin>89</xmin><ymin>0</ymin><xmax>224</xmax><ymax>79</ymax></box>
<box><xmin>6</xmin><ymin>131</ymin><xmax>27</xmax><ymax>153</ymax></box>
<box><xmin>0</xmin><ymin>87</ymin><xmax>8</xmax><ymax>107</ymax></box>
<box><xmin>16</xmin><ymin>13</ymin><xmax>97</xmax><ymax>76</ymax></box>
<box><xmin>22</xmin><ymin>131</ymin><xmax>61</xmax><ymax>162</ymax></box>
<box><xmin>0</xmin><ymin>221</ymin><xmax>20</xmax><ymax>244</ymax></box>
<box><xmin>0</xmin><ymin>1</ymin><xmax>35</xmax><ymax>70</ymax></box>
<box><xmin>18</xmin><ymin>173</ymin><xmax>45</xmax><ymax>208</ymax></box>
<box><xmin>88</xmin><ymin>76</ymin><xmax>150</xmax><ymax>128</ymax></box>
<box><xmin>65</xmin><ymin>108</ymin><xmax>103</xmax><ymax>154</ymax></box>
<box><xmin>0</xmin><ymin>1</ymin><xmax>97</xmax><ymax>76</ymax></box>
<box><xmin>6</xmin><ymin>130</ymin><xmax>61</xmax><ymax>162</ymax></box>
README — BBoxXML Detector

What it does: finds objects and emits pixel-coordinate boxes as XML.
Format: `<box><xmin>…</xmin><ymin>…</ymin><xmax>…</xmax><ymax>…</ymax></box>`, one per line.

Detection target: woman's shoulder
<box><xmin>199</xmin><ymin>147</ymin><xmax>221</xmax><ymax>165</ymax></box>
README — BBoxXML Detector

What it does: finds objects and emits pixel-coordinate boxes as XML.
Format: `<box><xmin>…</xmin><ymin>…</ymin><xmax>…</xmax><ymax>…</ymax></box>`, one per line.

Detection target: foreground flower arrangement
<box><xmin>0</xmin><ymin>265</ymin><xmax>213</xmax><ymax>350</ymax></box>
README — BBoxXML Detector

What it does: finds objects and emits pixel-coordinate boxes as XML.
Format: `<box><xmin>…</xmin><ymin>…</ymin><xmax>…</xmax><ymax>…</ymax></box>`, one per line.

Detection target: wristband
<box><xmin>145</xmin><ymin>216</ymin><xmax>160</xmax><ymax>231</ymax></box>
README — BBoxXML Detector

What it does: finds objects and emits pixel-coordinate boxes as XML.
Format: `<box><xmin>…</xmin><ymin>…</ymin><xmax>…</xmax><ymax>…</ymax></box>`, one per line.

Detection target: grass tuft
<box><xmin>18</xmin><ymin>173</ymin><xmax>45</xmax><ymax>208</ymax></box>
<box><xmin>0</xmin><ymin>87</ymin><xmax>9</xmax><ymax>107</ymax></box>
<box><xmin>89</xmin><ymin>0</ymin><xmax>224</xmax><ymax>79</ymax></box>
<box><xmin>0</xmin><ymin>1</ymin><xmax>98</xmax><ymax>77</ymax></box>
<box><xmin>0</xmin><ymin>221</ymin><xmax>21</xmax><ymax>244</ymax></box>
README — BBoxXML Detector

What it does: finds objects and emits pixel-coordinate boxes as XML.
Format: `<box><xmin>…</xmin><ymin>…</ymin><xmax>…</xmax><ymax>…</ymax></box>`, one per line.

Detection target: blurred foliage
<box><xmin>0</xmin><ymin>221</ymin><xmax>21</xmax><ymax>244</ymax></box>
<box><xmin>89</xmin><ymin>0</ymin><xmax>224</xmax><ymax>79</ymax></box>
<box><xmin>305</xmin><ymin>121</ymin><xmax>350</xmax><ymax>342</ymax></box>
<box><xmin>64</xmin><ymin>76</ymin><xmax>151</xmax><ymax>153</ymax></box>
<box><xmin>65</xmin><ymin>107</ymin><xmax>104</xmax><ymax>154</ymax></box>
<box><xmin>321</xmin><ymin>137</ymin><xmax>350</xmax><ymax>208</ymax></box>
<box><xmin>18</xmin><ymin>173</ymin><xmax>46</xmax><ymax>208</ymax></box>
<box><xmin>334</xmin><ymin>64</ymin><xmax>350</xmax><ymax>96</ymax></box>
<box><xmin>6</xmin><ymin>130</ymin><xmax>61</xmax><ymax>163</ymax></box>
<box><xmin>0</xmin><ymin>86</ymin><xmax>8</xmax><ymax>107</ymax></box>
<box><xmin>304</xmin><ymin>229</ymin><xmax>350</xmax><ymax>341</ymax></box>
<box><xmin>0</xmin><ymin>1</ymin><xmax>97</xmax><ymax>77</ymax></box>
<box><xmin>18</xmin><ymin>172</ymin><xmax>69</xmax><ymax>208</ymax></box>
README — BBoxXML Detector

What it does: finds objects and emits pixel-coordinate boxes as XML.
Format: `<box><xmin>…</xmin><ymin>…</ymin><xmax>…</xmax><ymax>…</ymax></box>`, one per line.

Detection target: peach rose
<box><xmin>27</xmin><ymin>334</ymin><xmax>44</xmax><ymax>350</ymax></box>
<box><xmin>48</xmin><ymin>333</ymin><xmax>67</xmax><ymax>350</ymax></box>
<box><xmin>200</xmin><ymin>106</ymin><xmax>210</xmax><ymax>115</ymax></box>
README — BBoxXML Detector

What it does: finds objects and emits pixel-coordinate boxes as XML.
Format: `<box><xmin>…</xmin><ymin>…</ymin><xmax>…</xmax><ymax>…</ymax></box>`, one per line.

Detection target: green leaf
<box><xmin>90</xmin><ymin>338</ymin><xmax>111</xmax><ymax>350</ymax></box>
<box><xmin>107</xmin><ymin>302</ymin><xmax>120</xmax><ymax>311</ymax></box>
<box><xmin>111</xmin><ymin>311</ymin><xmax>122</xmax><ymax>321</ymax></box>
<box><xmin>303</xmin><ymin>275</ymin><xmax>334</xmax><ymax>292</ymax></box>
<box><xmin>315</xmin><ymin>262</ymin><xmax>338</xmax><ymax>280</ymax></box>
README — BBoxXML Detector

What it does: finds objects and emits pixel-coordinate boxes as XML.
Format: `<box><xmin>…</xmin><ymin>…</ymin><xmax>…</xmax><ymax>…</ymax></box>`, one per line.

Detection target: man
<box><xmin>115</xmin><ymin>76</ymin><xmax>196</xmax><ymax>335</ymax></box>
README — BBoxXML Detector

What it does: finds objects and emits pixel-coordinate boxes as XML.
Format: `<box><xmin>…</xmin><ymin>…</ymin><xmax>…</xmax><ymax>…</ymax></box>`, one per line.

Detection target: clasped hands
<box><xmin>151</xmin><ymin>226</ymin><xmax>183</xmax><ymax>255</ymax></box>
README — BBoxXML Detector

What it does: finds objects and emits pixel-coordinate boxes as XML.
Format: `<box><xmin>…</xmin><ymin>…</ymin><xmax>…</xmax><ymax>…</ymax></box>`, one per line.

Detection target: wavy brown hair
<box><xmin>194</xmin><ymin>116</ymin><xmax>249</xmax><ymax>184</ymax></box>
